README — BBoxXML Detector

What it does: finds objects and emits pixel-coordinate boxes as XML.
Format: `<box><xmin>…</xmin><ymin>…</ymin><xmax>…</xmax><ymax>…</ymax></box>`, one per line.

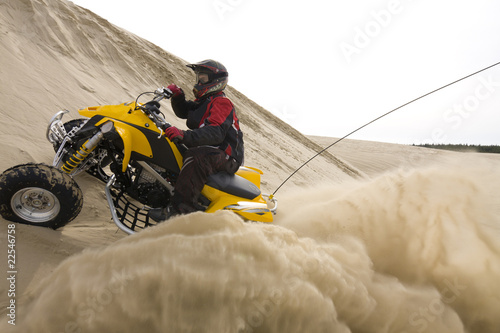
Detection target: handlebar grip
<box><xmin>154</xmin><ymin>87</ymin><xmax>173</xmax><ymax>99</ymax></box>
<box><xmin>163</xmin><ymin>88</ymin><xmax>173</xmax><ymax>98</ymax></box>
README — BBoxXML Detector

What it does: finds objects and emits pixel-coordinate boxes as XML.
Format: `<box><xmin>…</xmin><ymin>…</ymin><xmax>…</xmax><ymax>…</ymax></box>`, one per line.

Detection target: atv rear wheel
<box><xmin>0</xmin><ymin>163</ymin><xmax>83</xmax><ymax>229</ymax></box>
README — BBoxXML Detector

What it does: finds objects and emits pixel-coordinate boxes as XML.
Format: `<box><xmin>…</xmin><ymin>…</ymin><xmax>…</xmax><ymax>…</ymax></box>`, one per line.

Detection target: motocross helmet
<box><xmin>186</xmin><ymin>59</ymin><xmax>228</xmax><ymax>99</ymax></box>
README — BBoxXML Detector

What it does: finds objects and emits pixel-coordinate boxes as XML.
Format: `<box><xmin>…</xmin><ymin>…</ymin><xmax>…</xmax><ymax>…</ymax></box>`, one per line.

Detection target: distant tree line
<box><xmin>413</xmin><ymin>144</ymin><xmax>500</xmax><ymax>154</ymax></box>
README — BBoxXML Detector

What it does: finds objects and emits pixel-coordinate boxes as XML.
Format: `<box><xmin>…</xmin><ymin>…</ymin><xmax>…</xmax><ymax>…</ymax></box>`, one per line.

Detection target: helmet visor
<box><xmin>196</xmin><ymin>72</ymin><xmax>210</xmax><ymax>84</ymax></box>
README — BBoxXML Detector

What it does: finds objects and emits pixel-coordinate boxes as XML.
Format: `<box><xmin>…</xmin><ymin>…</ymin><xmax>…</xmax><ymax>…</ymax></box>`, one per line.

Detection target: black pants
<box><xmin>173</xmin><ymin>146</ymin><xmax>240</xmax><ymax>212</ymax></box>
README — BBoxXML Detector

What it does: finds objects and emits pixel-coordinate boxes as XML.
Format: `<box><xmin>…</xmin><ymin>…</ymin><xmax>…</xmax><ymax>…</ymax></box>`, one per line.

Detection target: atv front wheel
<box><xmin>0</xmin><ymin>163</ymin><xmax>83</xmax><ymax>229</ymax></box>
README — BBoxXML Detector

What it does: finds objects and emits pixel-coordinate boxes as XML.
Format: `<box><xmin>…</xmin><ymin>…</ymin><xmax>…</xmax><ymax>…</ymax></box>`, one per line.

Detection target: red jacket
<box><xmin>171</xmin><ymin>92</ymin><xmax>244</xmax><ymax>164</ymax></box>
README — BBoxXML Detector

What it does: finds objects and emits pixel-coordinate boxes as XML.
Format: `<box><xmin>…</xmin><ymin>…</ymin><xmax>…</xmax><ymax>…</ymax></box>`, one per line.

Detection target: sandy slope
<box><xmin>309</xmin><ymin>135</ymin><xmax>500</xmax><ymax>177</ymax></box>
<box><xmin>0</xmin><ymin>0</ymin><xmax>499</xmax><ymax>332</ymax></box>
<box><xmin>0</xmin><ymin>0</ymin><xmax>358</xmax><ymax>307</ymax></box>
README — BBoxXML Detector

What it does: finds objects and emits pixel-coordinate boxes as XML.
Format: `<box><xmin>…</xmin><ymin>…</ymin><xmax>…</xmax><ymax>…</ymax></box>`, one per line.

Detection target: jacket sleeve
<box><xmin>182</xmin><ymin>97</ymin><xmax>233</xmax><ymax>147</ymax></box>
<box><xmin>170</xmin><ymin>94</ymin><xmax>196</xmax><ymax>119</ymax></box>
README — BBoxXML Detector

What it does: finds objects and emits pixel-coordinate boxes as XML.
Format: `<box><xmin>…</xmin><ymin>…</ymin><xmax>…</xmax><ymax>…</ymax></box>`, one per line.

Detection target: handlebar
<box><xmin>153</xmin><ymin>87</ymin><xmax>173</xmax><ymax>101</ymax></box>
<box><xmin>134</xmin><ymin>88</ymin><xmax>189</xmax><ymax>153</ymax></box>
<box><xmin>146</xmin><ymin>88</ymin><xmax>189</xmax><ymax>152</ymax></box>
<box><xmin>135</xmin><ymin>87</ymin><xmax>173</xmax><ymax>137</ymax></box>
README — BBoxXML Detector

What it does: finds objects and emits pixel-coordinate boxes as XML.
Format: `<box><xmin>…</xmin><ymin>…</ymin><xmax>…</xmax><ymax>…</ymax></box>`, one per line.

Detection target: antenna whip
<box><xmin>272</xmin><ymin>61</ymin><xmax>500</xmax><ymax>195</ymax></box>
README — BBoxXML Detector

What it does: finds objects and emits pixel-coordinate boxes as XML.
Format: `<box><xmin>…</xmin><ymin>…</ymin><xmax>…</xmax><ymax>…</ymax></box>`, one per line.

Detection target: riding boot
<box><xmin>147</xmin><ymin>203</ymin><xmax>180</xmax><ymax>222</ymax></box>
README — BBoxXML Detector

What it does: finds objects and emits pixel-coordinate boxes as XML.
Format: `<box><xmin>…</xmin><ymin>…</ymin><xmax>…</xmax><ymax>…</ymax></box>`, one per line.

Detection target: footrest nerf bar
<box><xmin>105</xmin><ymin>175</ymin><xmax>157</xmax><ymax>234</ymax></box>
<box><xmin>104</xmin><ymin>175</ymin><xmax>278</xmax><ymax>234</ymax></box>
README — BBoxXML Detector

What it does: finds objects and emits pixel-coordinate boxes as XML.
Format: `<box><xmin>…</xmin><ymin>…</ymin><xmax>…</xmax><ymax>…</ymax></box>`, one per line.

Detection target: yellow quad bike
<box><xmin>0</xmin><ymin>88</ymin><xmax>277</xmax><ymax>234</ymax></box>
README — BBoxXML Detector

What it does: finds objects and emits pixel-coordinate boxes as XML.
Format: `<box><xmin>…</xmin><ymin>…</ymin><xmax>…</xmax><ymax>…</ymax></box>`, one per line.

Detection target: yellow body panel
<box><xmin>79</xmin><ymin>102</ymin><xmax>149</xmax><ymax>127</ymax></box>
<box><xmin>201</xmin><ymin>185</ymin><xmax>273</xmax><ymax>223</ymax></box>
<box><xmin>79</xmin><ymin>102</ymin><xmax>183</xmax><ymax>171</ymax></box>
<box><xmin>202</xmin><ymin>167</ymin><xmax>272</xmax><ymax>223</ymax></box>
<box><xmin>235</xmin><ymin>166</ymin><xmax>263</xmax><ymax>188</ymax></box>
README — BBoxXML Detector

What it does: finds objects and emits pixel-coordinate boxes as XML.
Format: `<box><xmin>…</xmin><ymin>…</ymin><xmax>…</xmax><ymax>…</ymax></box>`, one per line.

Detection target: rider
<box><xmin>149</xmin><ymin>59</ymin><xmax>244</xmax><ymax>221</ymax></box>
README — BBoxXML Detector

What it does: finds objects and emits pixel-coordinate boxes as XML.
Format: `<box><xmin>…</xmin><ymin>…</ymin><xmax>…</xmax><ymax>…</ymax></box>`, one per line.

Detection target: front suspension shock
<box><xmin>61</xmin><ymin>131</ymin><xmax>105</xmax><ymax>174</ymax></box>
<box><xmin>60</xmin><ymin>121</ymin><xmax>115</xmax><ymax>175</ymax></box>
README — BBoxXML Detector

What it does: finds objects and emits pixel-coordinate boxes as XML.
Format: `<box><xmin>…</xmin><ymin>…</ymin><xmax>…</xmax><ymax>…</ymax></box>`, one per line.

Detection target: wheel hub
<box><xmin>25</xmin><ymin>191</ymin><xmax>52</xmax><ymax>208</ymax></box>
<box><xmin>11</xmin><ymin>187</ymin><xmax>61</xmax><ymax>223</ymax></box>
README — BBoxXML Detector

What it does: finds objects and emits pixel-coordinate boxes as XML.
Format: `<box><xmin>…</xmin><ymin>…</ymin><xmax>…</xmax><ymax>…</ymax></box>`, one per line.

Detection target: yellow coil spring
<box><xmin>61</xmin><ymin>141</ymin><xmax>96</xmax><ymax>174</ymax></box>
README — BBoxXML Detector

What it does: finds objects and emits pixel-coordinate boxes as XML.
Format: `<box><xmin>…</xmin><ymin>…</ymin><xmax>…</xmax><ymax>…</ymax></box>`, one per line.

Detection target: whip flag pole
<box><xmin>272</xmin><ymin>61</ymin><xmax>500</xmax><ymax>196</ymax></box>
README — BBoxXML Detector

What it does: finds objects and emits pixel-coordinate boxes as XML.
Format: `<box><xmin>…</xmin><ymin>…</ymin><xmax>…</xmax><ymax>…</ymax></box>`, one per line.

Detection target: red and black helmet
<box><xmin>186</xmin><ymin>59</ymin><xmax>228</xmax><ymax>99</ymax></box>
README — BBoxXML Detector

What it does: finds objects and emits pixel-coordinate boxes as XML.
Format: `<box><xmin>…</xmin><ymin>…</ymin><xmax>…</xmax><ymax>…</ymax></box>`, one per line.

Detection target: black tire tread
<box><xmin>0</xmin><ymin>163</ymin><xmax>83</xmax><ymax>229</ymax></box>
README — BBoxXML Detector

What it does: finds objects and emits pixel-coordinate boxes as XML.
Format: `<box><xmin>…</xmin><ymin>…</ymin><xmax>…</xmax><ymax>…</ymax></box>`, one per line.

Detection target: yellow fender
<box><xmin>201</xmin><ymin>166</ymin><xmax>273</xmax><ymax>223</ymax></box>
<box><xmin>79</xmin><ymin>103</ymin><xmax>183</xmax><ymax>172</ymax></box>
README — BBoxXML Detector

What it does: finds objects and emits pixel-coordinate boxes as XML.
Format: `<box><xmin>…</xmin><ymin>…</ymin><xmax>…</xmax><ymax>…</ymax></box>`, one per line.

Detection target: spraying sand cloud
<box><xmin>6</xmin><ymin>160</ymin><xmax>500</xmax><ymax>333</ymax></box>
<box><xmin>277</xmin><ymin>164</ymin><xmax>500</xmax><ymax>332</ymax></box>
<box><xmin>0</xmin><ymin>210</ymin><xmax>464</xmax><ymax>333</ymax></box>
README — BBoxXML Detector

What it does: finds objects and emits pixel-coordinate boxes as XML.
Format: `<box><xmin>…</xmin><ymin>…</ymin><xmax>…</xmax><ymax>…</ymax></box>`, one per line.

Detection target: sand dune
<box><xmin>0</xmin><ymin>0</ymin><xmax>499</xmax><ymax>332</ymax></box>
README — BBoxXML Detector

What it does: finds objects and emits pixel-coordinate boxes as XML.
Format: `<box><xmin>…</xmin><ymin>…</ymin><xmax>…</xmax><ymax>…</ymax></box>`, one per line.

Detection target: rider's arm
<box><xmin>182</xmin><ymin>98</ymin><xmax>234</xmax><ymax>147</ymax></box>
<box><xmin>170</xmin><ymin>95</ymin><xmax>196</xmax><ymax>119</ymax></box>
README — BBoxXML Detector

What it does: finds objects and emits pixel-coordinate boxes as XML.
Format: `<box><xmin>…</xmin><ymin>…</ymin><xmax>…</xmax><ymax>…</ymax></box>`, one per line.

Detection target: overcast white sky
<box><xmin>71</xmin><ymin>0</ymin><xmax>500</xmax><ymax>145</ymax></box>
